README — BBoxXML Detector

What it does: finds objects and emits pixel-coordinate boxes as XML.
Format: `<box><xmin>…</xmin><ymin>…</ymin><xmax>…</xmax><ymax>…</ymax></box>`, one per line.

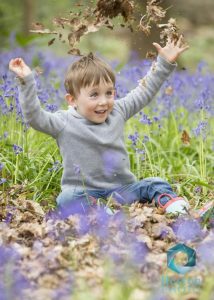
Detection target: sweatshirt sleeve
<box><xmin>114</xmin><ymin>55</ymin><xmax>177</xmax><ymax>121</ymax></box>
<box><xmin>17</xmin><ymin>73</ymin><xmax>67</xmax><ymax>138</ymax></box>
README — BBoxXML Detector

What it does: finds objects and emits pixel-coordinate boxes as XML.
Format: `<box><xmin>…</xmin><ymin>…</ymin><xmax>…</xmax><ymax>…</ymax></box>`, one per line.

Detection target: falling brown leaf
<box><xmin>138</xmin><ymin>19</ymin><xmax>151</xmax><ymax>36</ymax></box>
<box><xmin>146</xmin><ymin>0</ymin><xmax>166</xmax><ymax>23</ymax></box>
<box><xmin>95</xmin><ymin>0</ymin><xmax>134</xmax><ymax>22</ymax></box>
<box><xmin>158</xmin><ymin>18</ymin><xmax>189</xmax><ymax>46</ymax></box>
<box><xmin>31</xmin><ymin>22</ymin><xmax>45</xmax><ymax>30</ymax></box>
<box><xmin>146</xmin><ymin>51</ymin><xmax>156</xmax><ymax>60</ymax></box>
<box><xmin>48</xmin><ymin>38</ymin><xmax>56</xmax><ymax>46</ymax></box>
<box><xmin>29</xmin><ymin>29</ymin><xmax>58</xmax><ymax>35</ymax></box>
<box><xmin>68</xmin><ymin>24</ymin><xmax>87</xmax><ymax>47</ymax></box>
<box><xmin>67</xmin><ymin>48</ymin><xmax>81</xmax><ymax>56</ymax></box>
<box><xmin>181</xmin><ymin>129</ymin><xmax>191</xmax><ymax>145</ymax></box>
<box><xmin>53</xmin><ymin>17</ymin><xmax>71</xmax><ymax>28</ymax></box>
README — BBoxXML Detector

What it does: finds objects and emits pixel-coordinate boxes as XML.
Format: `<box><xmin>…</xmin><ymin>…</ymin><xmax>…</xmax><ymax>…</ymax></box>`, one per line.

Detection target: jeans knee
<box><xmin>56</xmin><ymin>189</ymin><xmax>83</xmax><ymax>207</ymax></box>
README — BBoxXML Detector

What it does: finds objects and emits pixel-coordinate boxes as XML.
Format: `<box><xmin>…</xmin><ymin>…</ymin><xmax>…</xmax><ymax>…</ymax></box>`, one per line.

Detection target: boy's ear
<box><xmin>65</xmin><ymin>93</ymin><xmax>75</xmax><ymax>106</ymax></box>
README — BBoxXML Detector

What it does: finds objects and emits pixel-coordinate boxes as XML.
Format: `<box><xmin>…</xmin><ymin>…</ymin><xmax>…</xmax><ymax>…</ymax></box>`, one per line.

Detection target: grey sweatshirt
<box><xmin>18</xmin><ymin>55</ymin><xmax>176</xmax><ymax>191</ymax></box>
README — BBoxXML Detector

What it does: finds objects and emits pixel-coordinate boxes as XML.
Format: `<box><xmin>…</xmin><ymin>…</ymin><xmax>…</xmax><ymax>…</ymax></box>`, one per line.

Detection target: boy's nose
<box><xmin>98</xmin><ymin>96</ymin><xmax>108</xmax><ymax>105</ymax></box>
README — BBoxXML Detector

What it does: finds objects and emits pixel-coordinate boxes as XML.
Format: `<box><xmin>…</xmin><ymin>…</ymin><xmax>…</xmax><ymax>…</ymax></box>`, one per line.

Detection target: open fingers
<box><xmin>177</xmin><ymin>35</ymin><xmax>184</xmax><ymax>47</ymax></box>
<box><xmin>166</xmin><ymin>36</ymin><xmax>175</xmax><ymax>46</ymax></box>
<box><xmin>152</xmin><ymin>42</ymin><xmax>162</xmax><ymax>52</ymax></box>
<box><xmin>178</xmin><ymin>45</ymin><xmax>190</xmax><ymax>54</ymax></box>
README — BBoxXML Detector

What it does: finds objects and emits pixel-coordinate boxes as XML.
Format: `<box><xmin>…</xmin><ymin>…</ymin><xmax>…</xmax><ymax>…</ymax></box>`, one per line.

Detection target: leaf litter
<box><xmin>0</xmin><ymin>189</ymin><xmax>213</xmax><ymax>299</ymax></box>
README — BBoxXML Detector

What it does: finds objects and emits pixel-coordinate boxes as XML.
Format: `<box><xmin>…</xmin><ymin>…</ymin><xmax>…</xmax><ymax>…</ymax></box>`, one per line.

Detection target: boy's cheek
<box><xmin>110</xmin><ymin>101</ymin><xmax>115</xmax><ymax>110</ymax></box>
<box><xmin>109</xmin><ymin>106</ymin><xmax>114</xmax><ymax>113</ymax></box>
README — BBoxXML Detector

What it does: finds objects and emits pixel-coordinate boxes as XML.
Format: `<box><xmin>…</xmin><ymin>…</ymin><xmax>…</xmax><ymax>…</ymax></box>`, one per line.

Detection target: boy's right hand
<box><xmin>9</xmin><ymin>58</ymin><xmax>32</xmax><ymax>78</ymax></box>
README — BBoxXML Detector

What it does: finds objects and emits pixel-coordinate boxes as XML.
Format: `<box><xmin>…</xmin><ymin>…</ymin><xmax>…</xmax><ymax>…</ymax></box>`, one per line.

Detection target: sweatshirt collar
<box><xmin>68</xmin><ymin>106</ymin><xmax>101</xmax><ymax>125</ymax></box>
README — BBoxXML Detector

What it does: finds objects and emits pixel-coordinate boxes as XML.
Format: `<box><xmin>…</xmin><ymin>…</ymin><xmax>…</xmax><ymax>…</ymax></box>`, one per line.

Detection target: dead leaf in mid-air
<box><xmin>67</xmin><ymin>48</ymin><xmax>81</xmax><ymax>56</ymax></box>
<box><xmin>146</xmin><ymin>51</ymin><xmax>156</xmax><ymax>60</ymax></box>
<box><xmin>31</xmin><ymin>22</ymin><xmax>45</xmax><ymax>30</ymax></box>
<box><xmin>29</xmin><ymin>29</ymin><xmax>58</xmax><ymax>35</ymax></box>
<box><xmin>181</xmin><ymin>129</ymin><xmax>191</xmax><ymax>145</ymax></box>
<box><xmin>95</xmin><ymin>0</ymin><xmax>134</xmax><ymax>21</ymax></box>
<box><xmin>48</xmin><ymin>38</ymin><xmax>56</xmax><ymax>46</ymax></box>
<box><xmin>146</xmin><ymin>0</ymin><xmax>166</xmax><ymax>23</ymax></box>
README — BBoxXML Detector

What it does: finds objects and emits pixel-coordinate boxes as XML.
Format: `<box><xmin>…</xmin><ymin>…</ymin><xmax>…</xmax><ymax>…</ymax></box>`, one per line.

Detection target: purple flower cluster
<box><xmin>0</xmin><ymin>162</ymin><xmax>6</xmax><ymax>185</ymax></box>
<box><xmin>0</xmin><ymin>245</ymin><xmax>31</xmax><ymax>298</ymax></box>
<box><xmin>171</xmin><ymin>217</ymin><xmax>205</xmax><ymax>242</ymax></box>
<box><xmin>128</xmin><ymin>131</ymin><xmax>139</xmax><ymax>146</ymax></box>
<box><xmin>12</xmin><ymin>144</ymin><xmax>23</xmax><ymax>155</ymax></box>
<box><xmin>193</xmin><ymin>121</ymin><xmax>208</xmax><ymax>139</ymax></box>
<box><xmin>48</xmin><ymin>160</ymin><xmax>62</xmax><ymax>172</ymax></box>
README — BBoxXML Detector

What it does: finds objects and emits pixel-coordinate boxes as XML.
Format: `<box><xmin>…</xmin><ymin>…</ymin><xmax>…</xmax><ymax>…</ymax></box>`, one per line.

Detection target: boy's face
<box><xmin>72</xmin><ymin>80</ymin><xmax>115</xmax><ymax>124</ymax></box>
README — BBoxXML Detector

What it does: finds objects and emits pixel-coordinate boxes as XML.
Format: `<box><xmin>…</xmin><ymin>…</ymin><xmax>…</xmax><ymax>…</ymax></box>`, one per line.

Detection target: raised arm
<box><xmin>114</xmin><ymin>36</ymin><xmax>189</xmax><ymax>121</ymax></box>
<box><xmin>9</xmin><ymin>58</ymin><xmax>67</xmax><ymax>138</ymax></box>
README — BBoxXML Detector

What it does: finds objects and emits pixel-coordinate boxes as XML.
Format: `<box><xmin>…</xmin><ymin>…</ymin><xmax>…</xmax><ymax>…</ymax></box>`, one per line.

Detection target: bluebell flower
<box><xmin>192</xmin><ymin>121</ymin><xmax>208</xmax><ymax>139</ymax></box>
<box><xmin>171</xmin><ymin>217</ymin><xmax>204</xmax><ymax>242</ymax></box>
<box><xmin>45</xmin><ymin>103</ymin><xmax>58</xmax><ymax>112</ymax></box>
<box><xmin>140</xmin><ymin>113</ymin><xmax>152</xmax><ymax>125</ymax></box>
<box><xmin>128</xmin><ymin>131</ymin><xmax>139</xmax><ymax>146</ymax></box>
<box><xmin>136</xmin><ymin>149</ymin><xmax>145</xmax><ymax>161</ymax></box>
<box><xmin>12</xmin><ymin>144</ymin><xmax>23</xmax><ymax>155</ymax></box>
<box><xmin>0</xmin><ymin>246</ymin><xmax>31</xmax><ymax>298</ymax></box>
<box><xmin>0</xmin><ymin>178</ymin><xmax>6</xmax><ymax>184</ymax></box>
<box><xmin>143</xmin><ymin>135</ymin><xmax>149</xmax><ymax>143</ymax></box>
<box><xmin>197</xmin><ymin>61</ymin><xmax>208</xmax><ymax>73</ymax></box>
<box><xmin>0</xmin><ymin>163</ymin><xmax>4</xmax><ymax>171</ymax></box>
<box><xmin>130</xmin><ymin>240</ymin><xmax>149</xmax><ymax>265</ymax></box>
<box><xmin>153</xmin><ymin>116</ymin><xmax>160</xmax><ymax>122</ymax></box>
<box><xmin>4</xmin><ymin>131</ymin><xmax>8</xmax><ymax>139</ymax></box>
<box><xmin>197</xmin><ymin>240</ymin><xmax>214</xmax><ymax>270</ymax></box>
<box><xmin>48</xmin><ymin>160</ymin><xmax>62</xmax><ymax>172</ymax></box>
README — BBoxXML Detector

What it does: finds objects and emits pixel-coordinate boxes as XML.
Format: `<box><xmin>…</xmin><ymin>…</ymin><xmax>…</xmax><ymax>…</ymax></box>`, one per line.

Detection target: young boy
<box><xmin>9</xmin><ymin>38</ymin><xmax>212</xmax><ymax>217</ymax></box>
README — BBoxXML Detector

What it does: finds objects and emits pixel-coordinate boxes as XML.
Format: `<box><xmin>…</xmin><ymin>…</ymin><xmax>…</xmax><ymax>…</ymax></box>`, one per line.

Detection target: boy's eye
<box><xmin>90</xmin><ymin>92</ymin><xmax>98</xmax><ymax>97</ymax></box>
<box><xmin>106</xmin><ymin>90</ymin><xmax>114</xmax><ymax>96</ymax></box>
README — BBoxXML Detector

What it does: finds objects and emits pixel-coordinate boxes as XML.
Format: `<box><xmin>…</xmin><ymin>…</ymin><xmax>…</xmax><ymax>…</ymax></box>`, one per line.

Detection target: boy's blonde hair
<box><xmin>64</xmin><ymin>53</ymin><xmax>115</xmax><ymax>98</ymax></box>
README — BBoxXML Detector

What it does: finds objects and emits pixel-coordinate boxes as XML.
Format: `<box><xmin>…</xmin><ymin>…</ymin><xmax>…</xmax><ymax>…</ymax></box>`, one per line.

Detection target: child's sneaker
<box><xmin>157</xmin><ymin>193</ymin><xmax>190</xmax><ymax>214</ymax></box>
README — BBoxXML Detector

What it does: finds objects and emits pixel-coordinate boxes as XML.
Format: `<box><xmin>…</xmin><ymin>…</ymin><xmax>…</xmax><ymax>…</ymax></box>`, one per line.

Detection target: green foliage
<box><xmin>0</xmin><ymin>0</ymin><xmax>22</xmax><ymax>46</ymax></box>
<box><xmin>15</xmin><ymin>33</ymin><xmax>40</xmax><ymax>47</ymax></box>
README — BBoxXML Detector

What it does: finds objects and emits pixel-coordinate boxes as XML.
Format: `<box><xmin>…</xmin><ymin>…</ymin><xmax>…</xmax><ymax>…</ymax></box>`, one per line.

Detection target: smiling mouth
<box><xmin>95</xmin><ymin>110</ymin><xmax>107</xmax><ymax>115</ymax></box>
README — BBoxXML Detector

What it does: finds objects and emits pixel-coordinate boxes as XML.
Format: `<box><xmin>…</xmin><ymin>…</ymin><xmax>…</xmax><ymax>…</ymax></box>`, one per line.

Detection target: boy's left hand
<box><xmin>152</xmin><ymin>35</ymin><xmax>189</xmax><ymax>63</ymax></box>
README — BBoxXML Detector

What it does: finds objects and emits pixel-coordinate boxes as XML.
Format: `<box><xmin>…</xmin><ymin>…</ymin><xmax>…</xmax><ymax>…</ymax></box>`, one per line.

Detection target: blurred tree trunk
<box><xmin>23</xmin><ymin>0</ymin><xmax>35</xmax><ymax>35</ymax></box>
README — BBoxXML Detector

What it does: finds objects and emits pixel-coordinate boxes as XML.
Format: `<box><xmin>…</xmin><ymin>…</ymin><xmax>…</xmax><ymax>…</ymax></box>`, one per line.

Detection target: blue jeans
<box><xmin>56</xmin><ymin>177</ymin><xmax>177</xmax><ymax>215</ymax></box>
